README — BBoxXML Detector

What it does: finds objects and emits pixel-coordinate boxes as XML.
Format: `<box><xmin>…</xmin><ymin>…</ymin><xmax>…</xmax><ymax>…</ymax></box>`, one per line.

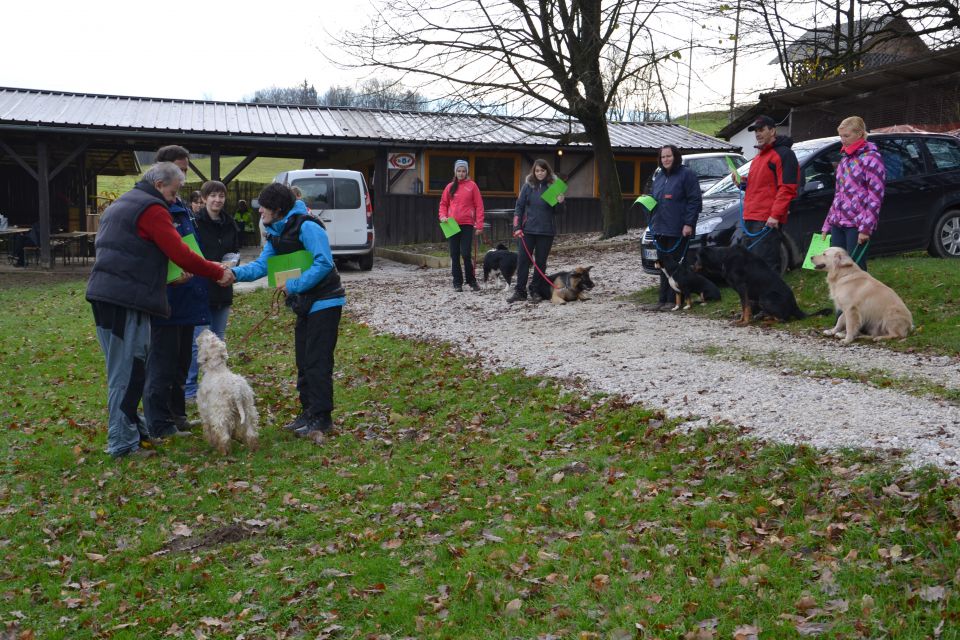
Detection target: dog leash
<box><xmin>518</xmin><ymin>234</ymin><xmax>561</xmax><ymax>290</ymax></box>
<box><xmin>850</xmin><ymin>240</ymin><xmax>870</xmax><ymax>263</ymax></box>
<box><xmin>237</xmin><ymin>288</ymin><xmax>286</xmax><ymax>347</ymax></box>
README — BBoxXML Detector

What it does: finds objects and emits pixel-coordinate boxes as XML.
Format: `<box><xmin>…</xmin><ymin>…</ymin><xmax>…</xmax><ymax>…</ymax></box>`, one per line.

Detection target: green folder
<box><xmin>802</xmin><ymin>233</ymin><xmax>831</xmax><ymax>270</ymax></box>
<box><xmin>634</xmin><ymin>195</ymin><xmax>657</xmax><ymax>212</ymax></box>
<box><xmin>166</xmin><ymin>233</ymin><xmax>203</xmax><ymax>283</ymax></box>
<box><xmin>439</xmin><ymin>217</ymin><xmax>461</xmax><ymax>239</ymax></box>
<box><xmin>541</xmin><ymin>177</ymin><xmax>568</xmax><ymax>206</ymax></box>
<box><xmin>267</xmin><ymin>249</ymin><xmax>314</xmax><ymax>287</ymax></box>
<box><xmin>725</xmin><ymin>156</ymin><xmax>742</xmax><ymax>185</ymax></box>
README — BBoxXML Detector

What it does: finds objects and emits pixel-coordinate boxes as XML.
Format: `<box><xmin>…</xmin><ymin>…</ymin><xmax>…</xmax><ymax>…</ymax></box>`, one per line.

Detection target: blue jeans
<box><xmin>184</xmin><ymin>306</ymin><xmax>231</xmax><ymax>398</ymax></box>
<box><xmin>94</xmin><ymin>307</ymin><xmax>151</xmax><ymax>457</ymax></box>
<box><xmin>830</xmin><ymin>225</ymin><xmax>868</xmax><ymax>270</ymax></box>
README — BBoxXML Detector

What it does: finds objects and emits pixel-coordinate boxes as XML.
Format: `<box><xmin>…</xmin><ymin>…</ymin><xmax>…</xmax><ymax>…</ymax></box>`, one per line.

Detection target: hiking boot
<box><xmin>506</xmin><ymin>290</ymin><xmax>527</xmax><ymax>303</ymax></box>
<box><xmin>468</xmin><ymin>281</ymin><xmax>481</xmax><ymax>291</ymax></box>
<box><xmin>162</xmin><ymin>428</ymin><xmax>193</xmax><ymax>439</ymax></box>
<box><xmin>282</xmin><ymin>413</ymin><xmax>309</xmax><ymax>431</ymax></box>
<box><xmin>453</xmin><ymin>284</ymin><xmax>463</xmax><ymax>292</ymax></box>
<box><xmin>294</xmin><ymin>413</ymin><xmax>334</xmax><ymax>438</ymax></box>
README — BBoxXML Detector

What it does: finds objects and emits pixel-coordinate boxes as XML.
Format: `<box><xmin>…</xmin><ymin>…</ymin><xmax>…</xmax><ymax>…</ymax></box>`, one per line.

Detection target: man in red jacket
<box><xmin>739</xmin><ymin>115</ymin><xmax>800</xmax><ymax>272</ymax></box>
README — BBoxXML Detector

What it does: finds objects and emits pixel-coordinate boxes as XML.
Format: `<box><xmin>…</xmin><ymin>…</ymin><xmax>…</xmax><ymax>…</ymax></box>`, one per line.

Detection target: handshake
<box><xmin>217</xmin><ymin>268</ymin><xmax>236</xmax><ymax>286</ymax></box>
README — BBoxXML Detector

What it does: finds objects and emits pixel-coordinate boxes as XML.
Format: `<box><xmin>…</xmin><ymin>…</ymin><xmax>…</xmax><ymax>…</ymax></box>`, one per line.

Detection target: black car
<box><xmin>640</xmin><ymin>133</ymin><xmax>960</xmax><ymax>275</ymax></box>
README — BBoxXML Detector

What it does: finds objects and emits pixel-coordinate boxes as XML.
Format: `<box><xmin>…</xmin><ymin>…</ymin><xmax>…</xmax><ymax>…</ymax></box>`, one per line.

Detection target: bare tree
<box><xmin>707</xmin><ymin>0</ymin><xmax>959</xmax><ymax>90</ymax></box>
<box><xmin>333</xmin><ymin>0</ymin><xmax>677</xmax><ymax>238</ymax></box>
<box><xmin>321</xmin><ymin>78</ymin><xmax>431</xmax><ymax>110</ymax></box>
<box><xmin>247</xmin><ymin>80</ymin><xmax>320</xmax><ymax>105</ymax></box>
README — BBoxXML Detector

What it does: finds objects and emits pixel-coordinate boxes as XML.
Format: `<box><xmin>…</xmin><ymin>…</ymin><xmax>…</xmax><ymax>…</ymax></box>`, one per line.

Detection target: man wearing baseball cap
<box><xmin>736</xmin><ymin>114</ymin><xmax>800</xmax><ymax>272</ymax></box>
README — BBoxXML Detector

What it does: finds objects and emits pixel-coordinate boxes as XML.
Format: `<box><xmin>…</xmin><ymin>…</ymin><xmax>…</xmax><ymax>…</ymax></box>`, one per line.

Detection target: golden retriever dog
<box><xmin>811</xmin><ymin>247</ymin><xmax>912</xmax><ymax>343</ymax></box>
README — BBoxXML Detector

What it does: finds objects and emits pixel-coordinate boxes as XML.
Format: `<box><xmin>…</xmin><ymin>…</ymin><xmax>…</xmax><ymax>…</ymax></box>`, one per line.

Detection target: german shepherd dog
<box><xmin>695</xmin><ymin>246</ymin><xmax>830</xmax><ymax>324</ymax></box>
<box><xmin>530</xmin><ymin>266</ymin><xmax>595</xmax><ymax>304</ymax></box>
<box><xmin>654</xmin><ymin>252</ymin><xmax>721</xmax><ymax>310</ymax></box>
<box><xmin>482</xmin><ymin>243</ymin><xmax>519</xmax><ymax>289</ymax></box>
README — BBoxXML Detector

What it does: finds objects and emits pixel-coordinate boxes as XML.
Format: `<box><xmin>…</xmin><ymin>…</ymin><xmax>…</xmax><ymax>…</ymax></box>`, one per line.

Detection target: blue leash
<box><xmin>737</xmin><ymin>190</ymin><xmax>772</xmax><ymax>250</ymax></box>
<box><xmin>850</xmin><ymin>240</ymin><xmax>870</xmax><ymax>264</ymax></box>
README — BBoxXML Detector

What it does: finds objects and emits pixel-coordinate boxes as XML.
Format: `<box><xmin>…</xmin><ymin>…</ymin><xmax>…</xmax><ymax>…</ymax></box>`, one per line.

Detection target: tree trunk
<box><xmin>581</xmin><ymin>116</ymin><xmax>626</xmax><ymax>238</ymax></box>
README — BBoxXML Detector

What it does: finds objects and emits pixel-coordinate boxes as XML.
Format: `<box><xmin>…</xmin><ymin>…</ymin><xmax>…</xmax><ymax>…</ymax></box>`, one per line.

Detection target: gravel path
<box><xmin>336</xmin><ymin>235</ymin><xmax>960</xmax><ymax>475</ymax></box>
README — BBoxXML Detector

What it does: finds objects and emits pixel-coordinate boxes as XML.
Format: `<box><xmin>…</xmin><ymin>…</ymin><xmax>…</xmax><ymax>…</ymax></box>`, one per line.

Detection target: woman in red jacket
<box><xmin>439</xmin><ymin>159</ymin><xmax>485</xmax><ymax>291</ymax></box>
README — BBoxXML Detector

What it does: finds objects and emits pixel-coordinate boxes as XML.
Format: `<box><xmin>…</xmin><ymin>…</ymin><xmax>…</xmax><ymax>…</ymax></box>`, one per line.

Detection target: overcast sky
<box><xmin>1</xmin><ymin>0</ymin><xmax>774</xmax><ymax>117</ymax></box>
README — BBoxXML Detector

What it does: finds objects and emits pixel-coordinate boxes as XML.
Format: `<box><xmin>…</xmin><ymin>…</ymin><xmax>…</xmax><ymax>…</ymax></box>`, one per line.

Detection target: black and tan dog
<box><xmin>654</xmin><ymin>252</ymin><xmax>721</xmax><ymax>310</ymax></box>
<box><xmin>482</xmin><ymin>243</ymin><xmax>518</xmax><ymax>289</ymax></box>
<box><xmin>530</xmin><ymin>266</ymin><xmax>595</xmax><ymax>304</ymax></box>
<box><xmin>695</xmin><ymin>246</ymin><xmax>829</xmax><ymax>324</ymax></box>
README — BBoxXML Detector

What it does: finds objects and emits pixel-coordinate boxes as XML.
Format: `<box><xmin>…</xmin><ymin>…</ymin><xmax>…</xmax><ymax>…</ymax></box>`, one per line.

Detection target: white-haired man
<box><xmin>86</xmin><ymin>162</ymin><xmax>234</xmax><ymax>459</ymax></box>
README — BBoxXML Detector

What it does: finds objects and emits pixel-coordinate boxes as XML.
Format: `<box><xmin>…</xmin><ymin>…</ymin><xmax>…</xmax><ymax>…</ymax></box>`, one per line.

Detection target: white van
<box><xmin>273</xmin><ymin>169</ymin><xmax>375</xmax><ymax>270</ymax></box>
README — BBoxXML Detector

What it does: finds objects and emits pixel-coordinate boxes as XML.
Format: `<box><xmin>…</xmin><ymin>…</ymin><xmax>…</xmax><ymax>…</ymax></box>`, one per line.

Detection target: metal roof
<box><xmin>0</xmin><ymin>86</ymin><xmax>735</xmax><ymax>153</ymax></box>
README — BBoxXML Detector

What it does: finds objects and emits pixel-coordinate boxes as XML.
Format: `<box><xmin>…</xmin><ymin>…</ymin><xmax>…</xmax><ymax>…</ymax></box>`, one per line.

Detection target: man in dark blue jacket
<box><xmin>645</xmin><ymin>145</ymin><xmax>702</xmax><ymax>311</ymax></box>
<box><xmin>144</xmin><ymin>145</ymin><xmax>211</xmax><ymax>439</ymax></box>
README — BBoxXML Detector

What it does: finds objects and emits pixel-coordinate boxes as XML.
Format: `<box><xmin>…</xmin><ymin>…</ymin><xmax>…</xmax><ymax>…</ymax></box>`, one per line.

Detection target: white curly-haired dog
<box><xmin>195</xmin><ymin>329</ymin><xmax>259</xmax><ymax>454</ymax></box>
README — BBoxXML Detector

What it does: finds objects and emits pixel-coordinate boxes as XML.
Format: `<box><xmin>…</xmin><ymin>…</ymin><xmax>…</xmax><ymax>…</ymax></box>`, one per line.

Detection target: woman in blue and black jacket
<box><xmin>649</xmin><ymin>145</ymin><xmax>702</xmax><ymax>310</ymax></box>
<box><xmin>232</xmin><ymin>183</ymin><xmax>344</xmax><ymax>438</ymax></box>
<box><xmin>508</xmin><ymin>158</ymin><xmax>565</xmax><ymax>303</ymax></box>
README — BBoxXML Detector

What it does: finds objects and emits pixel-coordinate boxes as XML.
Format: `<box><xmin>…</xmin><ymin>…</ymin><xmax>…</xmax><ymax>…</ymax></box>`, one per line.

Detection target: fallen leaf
<box><xmin>505</xmin><ymin>598</ymin><xmax>523</xmax><ymax>616</ymax></box>
<box><xmin>733</xmin><ymin>624</ymin><xmax>760</xmax><ymax>640</ymax></box>
<box><xmin>795</xmin><ymin>622</ymin><xmax>831</xmax><ymax>636</ymax></box>
<box><xmin>918</xmin><ymin>585</ymin><xmax>946</xmax><ymax>602</ymax></box>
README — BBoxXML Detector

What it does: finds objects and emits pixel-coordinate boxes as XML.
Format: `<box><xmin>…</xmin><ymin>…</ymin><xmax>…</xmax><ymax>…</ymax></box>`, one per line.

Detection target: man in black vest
<box><xmin>86</xmin><ymin>162</ymin><xmax>233</xmax><ymax>459</ymax></box>
<box><xmin>232</xmin><ymin>183</ymin><xmax>345</xmax><ymax>437</ymax></box>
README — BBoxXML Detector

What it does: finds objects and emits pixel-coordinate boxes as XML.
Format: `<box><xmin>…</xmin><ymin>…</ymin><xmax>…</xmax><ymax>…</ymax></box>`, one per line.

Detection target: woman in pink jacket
<box><xmin>439</xmin><ymin>159</ymin><xmax>485</xmax><ymax>291</ymax></box>
<box><xmin>821</xmin><ymin>116</ymin><xmax>885</xmax><ymax>270</ymax></box>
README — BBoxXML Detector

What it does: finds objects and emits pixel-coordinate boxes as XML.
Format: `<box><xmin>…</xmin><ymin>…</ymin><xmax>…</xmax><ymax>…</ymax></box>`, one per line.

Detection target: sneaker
<box><xmin>467</xmin><ymin>282</ymin><xmax>480</xmax><ymax>291</ymax></box>
<box><xmin>506</xmin><ymin>291</ymin><xmax>527</xmax><ymax>303</ymax></box>
<box><xmin>453</xmin><ymin>284</ymin><xmax>463</xmax><ymax>292</ymax></box>
<box><xmin>294</xmin><ymin>413</ymin><xmax>334</xmax><ymax>438</ymax></box>
<box><xmin>282</xmin><ymin>414</ymin><xmax>309</xmax><ymax>431</ymax></box>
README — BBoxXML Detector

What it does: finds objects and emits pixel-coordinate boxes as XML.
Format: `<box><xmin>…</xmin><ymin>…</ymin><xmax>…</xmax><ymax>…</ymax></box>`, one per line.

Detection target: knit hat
<box><xmin>454</xmin><ymin>159</ymin><xmax>469</xmax><ymax>172</ymax></box>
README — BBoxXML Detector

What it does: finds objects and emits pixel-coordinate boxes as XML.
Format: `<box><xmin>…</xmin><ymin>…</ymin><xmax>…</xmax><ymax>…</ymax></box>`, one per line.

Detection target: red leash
<box><xmin>518</xmin><ymin>235</ymin><xmax>560</xmax><ymax>290</ymax></box>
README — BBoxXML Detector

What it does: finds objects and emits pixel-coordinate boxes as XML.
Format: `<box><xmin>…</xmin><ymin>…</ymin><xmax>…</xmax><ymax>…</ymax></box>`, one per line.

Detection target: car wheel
<box><xmin>929</xmin><ymin>209</ymin><xmax>960</xmax><ymax>258</ymax></box>
<box><xmin>358</xmin><ymin>252</ymin><xmax>374</xmax><ymax>271</ymax></box>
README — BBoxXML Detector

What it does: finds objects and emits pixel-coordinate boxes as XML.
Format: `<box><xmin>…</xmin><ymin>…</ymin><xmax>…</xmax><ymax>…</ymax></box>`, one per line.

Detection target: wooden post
<box><xmin>210</xmin><ymin>149</ymin><xmax>221</xmax><ymax>182</ymax></box>
<box><xmin>37</xmin><ymin>140</ymin><xmax>52</xmax><ymax>269</ymax></box>
<box><xmin>374</xmin><ymin>148</ymin><xmax>388</xmax><ymax>210</ymax></box>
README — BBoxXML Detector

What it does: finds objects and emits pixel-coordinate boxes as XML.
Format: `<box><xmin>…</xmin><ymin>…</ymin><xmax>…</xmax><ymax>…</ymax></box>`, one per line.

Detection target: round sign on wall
<box><xmin>388</xmin><ymin>152</ymin><xmax>416</xmax><ymax>170</ymax></box>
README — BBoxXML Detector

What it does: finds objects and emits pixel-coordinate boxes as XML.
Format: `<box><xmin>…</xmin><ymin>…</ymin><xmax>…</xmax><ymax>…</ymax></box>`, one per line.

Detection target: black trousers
<box><xmin>654</xmin><ymin>235</ymin><xmax>690</xmax><ymax>303</ymax></box>
<box><xmin>515</xmin><ymin>234</ymin><xmax>554</xmax><ymax>294</ymax></box>
<box><xmin>145</xmin><ymin>324</ymin><xmax>194</xmax><ymax>437</ymax></box>
<box><xmin>294</xmin><ymin>306</ymin><xmax>342</xmax><ymax>418</ymax></box>
<box><xmin>741</xmin><ymin>220</ymin><xmax>783</xmax><ymax>273</ymax></box>
<box><xmin>448</xmin><ymin>224</ymin><xmax>477</xmax><ymax>287</ymax></box>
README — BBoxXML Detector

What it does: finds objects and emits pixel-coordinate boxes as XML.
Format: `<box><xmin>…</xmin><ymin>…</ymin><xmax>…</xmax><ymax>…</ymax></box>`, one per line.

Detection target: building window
<box><xmin>425</xmin><ymin>152</ymin><xmax>519</xmax><ymax>196</ymax></box>
<box><xmin>596</xmin><ymin>156</ymin><xmax>657</xmax><ymax>196</ymax></box>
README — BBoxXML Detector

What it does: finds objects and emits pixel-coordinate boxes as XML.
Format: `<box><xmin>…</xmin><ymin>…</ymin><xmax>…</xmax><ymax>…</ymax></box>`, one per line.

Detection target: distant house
<box><xmin>773</xmin><ymin>16</ymin><xmax>928</xmax><ymax>86</ymax></box>
<box><xmin>721</xmin><ymin>45</ymin><xmax>960</xmax><ymax>152</ymax></box>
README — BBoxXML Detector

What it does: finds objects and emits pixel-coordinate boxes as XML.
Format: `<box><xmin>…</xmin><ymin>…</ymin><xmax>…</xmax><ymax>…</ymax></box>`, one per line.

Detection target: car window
<box><xmin>687</xmin><ymin>157</ymin><xmax>737</xmax><ymax>179</ymax></box>
<box><xmin>803</xmin><ymin>147</ymin><xmax>842</xmax><ymax>189</ymax></box>
<box><xmin>334</xmin><ymin>178</ymin><xmax>362</xmax><ymax>209</ymax></box>
<box><xmin>875</xmin><ymin>138</ymin><xmax>925</xmax><ymax>180</ymax></box>
<box><xmin>293</xmin><ymin>178</ymin><xmax>333</xmax><ymax>209</ymax></box>
<box><xmin>924</xmin><ymin>138</ymin><xmax>960</xmax><ymax>171</ymax></box>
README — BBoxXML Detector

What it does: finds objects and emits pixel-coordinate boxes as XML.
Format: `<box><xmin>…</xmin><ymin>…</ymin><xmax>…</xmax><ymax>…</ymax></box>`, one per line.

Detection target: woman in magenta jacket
<box><xmin>439</xmin><ymin>159</ymin><xmax>485</xmax><ymax>291</ymax></box>
<box><xmin>821</xmin><ymin>116</ymin><xmax>885</xmax><ymax>270</ymax></box>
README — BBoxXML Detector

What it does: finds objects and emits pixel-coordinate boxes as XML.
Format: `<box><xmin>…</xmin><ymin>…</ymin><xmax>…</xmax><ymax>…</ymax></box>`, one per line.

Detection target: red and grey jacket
<box><xmin>741</xmin><ymin>135</ymin><xmax>800</xmax><ymax>224</ymax></box>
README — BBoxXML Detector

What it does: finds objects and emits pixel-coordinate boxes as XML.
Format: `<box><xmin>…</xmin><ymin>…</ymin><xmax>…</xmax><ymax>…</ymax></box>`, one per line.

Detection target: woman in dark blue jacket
<box><xmin>648</xmin><ymin>145</ymin><xmax>702</xmax><ymax>310</ymax></box>
<box><xmin>508</xmin><ymin>158</ymin><xmax>565</xmax><ymax>303</ymax></box>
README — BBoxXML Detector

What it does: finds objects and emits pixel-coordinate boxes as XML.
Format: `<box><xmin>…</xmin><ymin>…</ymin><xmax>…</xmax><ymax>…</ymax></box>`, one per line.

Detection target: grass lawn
<box><xmin>1</xmin><ymin>275</ymin><xmax>958</xmax><ymax>638</ymax></box>
<box><xmin>97</xmin><ymin>157</ymin><xmax>296</xmax><ymax>196</ymax></box>
<box><xmin>674</xmin><ymin>111</ymin><xmax>734</xmax><ymax>138</ymax></box>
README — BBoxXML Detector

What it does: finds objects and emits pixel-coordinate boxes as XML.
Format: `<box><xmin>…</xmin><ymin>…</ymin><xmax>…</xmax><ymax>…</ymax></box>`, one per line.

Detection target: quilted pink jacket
<box><xmin>821</xmin><ymin>141</ymin><xmax>885</xmax><ymax>235</ymax></box>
